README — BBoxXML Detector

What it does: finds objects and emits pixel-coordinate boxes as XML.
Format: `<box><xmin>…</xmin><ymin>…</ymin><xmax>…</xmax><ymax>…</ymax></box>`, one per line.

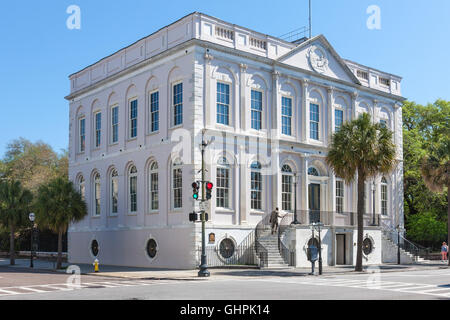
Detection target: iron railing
<box><xmin>198</xmin><ymin>230</ymin><xmax>258</xmax><ymax>267</ymax></box>
<box><xmin>381</xmin><ymin>222</ymin><xmax>431</xmax><ymax>261</ymax></box>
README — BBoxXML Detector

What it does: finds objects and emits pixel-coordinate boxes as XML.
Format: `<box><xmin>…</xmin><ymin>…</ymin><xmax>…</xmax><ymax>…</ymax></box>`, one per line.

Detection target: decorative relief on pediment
<box><xmin>307</xmin><ymin>45</ymin><xmax>329</xmax><ymax>74</ymax></box>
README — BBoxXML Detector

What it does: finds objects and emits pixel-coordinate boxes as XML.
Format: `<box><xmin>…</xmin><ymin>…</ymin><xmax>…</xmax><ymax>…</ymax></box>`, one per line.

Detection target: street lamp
<box><xmin>292</xmin><ymin>172</ymin><xmax>300</xmax><ymax>225</ymax></box>
<box><xmin>371</xmin><ymin>181</ymin><xmax>377</xmax><ymax>226</ymax></box>
<box><xmin>28</xmin><ymin>213</ymin><xmax>35</xmax><ymax>268</ymax></box>
<box><xmin>311</xmin><ymin>222</ymin><xmax>324</xmax><ymax>275</ymax></box>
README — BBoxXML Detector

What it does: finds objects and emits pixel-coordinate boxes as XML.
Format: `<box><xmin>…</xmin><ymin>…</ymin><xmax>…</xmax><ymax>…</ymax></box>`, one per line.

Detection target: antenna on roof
<box><xmin>309</xmin><ymin>0</ymin><xmax>312</xmax><ymax>38</ymax></box>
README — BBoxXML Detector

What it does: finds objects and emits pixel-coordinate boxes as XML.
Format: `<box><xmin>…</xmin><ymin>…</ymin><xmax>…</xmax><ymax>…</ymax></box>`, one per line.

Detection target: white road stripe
<box><xmin>18</xmin><ymin>287</ymin><xmax>47</xmax><ymax>293</ymax></box>
<box><xmin>0</xmin><ymin>288</ymin><xmax>21</xmax><ymax>295</ymax></box>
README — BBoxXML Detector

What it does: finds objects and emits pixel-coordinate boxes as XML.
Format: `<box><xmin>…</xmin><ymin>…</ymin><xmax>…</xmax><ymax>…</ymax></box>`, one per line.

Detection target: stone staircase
<box><xmin>257</xmin><ymin>227</ymin><xmax>290</xmax><ymax>269</ymax></box>
<box><xmin>382</xmin><ymin>234</ymin><xmax>430</xmax><ymax>264</ymax></box>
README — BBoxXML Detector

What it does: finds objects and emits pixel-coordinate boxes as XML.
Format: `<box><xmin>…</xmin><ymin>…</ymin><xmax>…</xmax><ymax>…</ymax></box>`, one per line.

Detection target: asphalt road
<box><xmin>0</xmin><ymin>266</ymin><xmax>450</xmax><ymax>300</ymax></box>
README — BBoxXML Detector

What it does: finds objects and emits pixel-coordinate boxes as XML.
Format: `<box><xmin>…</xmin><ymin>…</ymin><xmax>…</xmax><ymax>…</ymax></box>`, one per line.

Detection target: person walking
<box><xmin>269</xmin><ymin>208</ymin><xmax>280</xmax><ymax>235</ymax></box>
<box><xmin>441</xmin><ymin>242</ymin><xmax>448</xmax><ymax>262</ymax></box>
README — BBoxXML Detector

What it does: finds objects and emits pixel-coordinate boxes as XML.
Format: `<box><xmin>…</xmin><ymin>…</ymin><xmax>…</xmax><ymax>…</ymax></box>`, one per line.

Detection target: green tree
<box><xmin>407</xmin><ymin>212</ymin><xmax>447</xmax><ymax>249</ymax></box>
<box><xmin>1</xmin><ymin>138</ymin><xmax>68</xmax><ymax>194</ymax></box>
<box><xmin>0</xmin><ymin>180</ymin><xmax>33</xmax><ymax>265</ymax></box>
<box><xmin>326</xmin><ymin>113</ymin><xmax>396</xmax><ymax>271</ymax></box>
<box><xmin>35</xmin><ymin>177</ymin><xmax>87</xmax><ymax>269</ymax></box>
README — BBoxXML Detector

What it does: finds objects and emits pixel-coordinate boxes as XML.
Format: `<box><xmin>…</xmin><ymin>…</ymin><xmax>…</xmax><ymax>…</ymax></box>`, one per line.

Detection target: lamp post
<box><xmin>371</xmin><ymin>181</ymin><xmax>377</xmax><ymax>226</ymax></box>
<box><xmin>316</xmin><ymin>222</ymin><xmax>323</xmax><ymax>275</ymax></box>
<box><xmin>28</xmin><ymin>213</ymin><xmax>35</xmax><ymax>268</ymax></box>
<box><xmin>198</xmin><ymin>130</ymin><xmax>210</xmax><ymax>278</ymax></box>
<box><xmin>292</xmin><ymin>172</ymin><xmax>300</xmax><ymax>225</ymax></box>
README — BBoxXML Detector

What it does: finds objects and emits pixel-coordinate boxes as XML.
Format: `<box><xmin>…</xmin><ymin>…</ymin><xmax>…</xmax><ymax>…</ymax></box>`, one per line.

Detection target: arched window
<box><xmin>381</xmin><ymin>177</ymin><xmax>388</xmax><ymax>215</ymax></box>
<box><xmin>129</xmin><ymin>166</ymin><xmax>138</xmax><ymax>213</ymax></box>
<box><xmin>172</xmin><ymin>160</ymin><xmax>183</xmax><ymax>209</ymax></box>
<box><xmin>308</xmin><ymin>167</ymin><xmax>320</xmax><ymax>177</ymax></box>
<box><xmin>78</xmin><ymin>176</ymin><xmax>85</xmax><ymax>201</ymax></box>
<box><xmin>281</xmin><ymin>165</ymin><xmax>293</xmax><ymax>211</ymax></box>
<box><xmin>111</xmin><ymin>169</ymin><xmax>118</xmax><ymax>215</ymax></box>
<box><xmin>250</xmin><ymin>161</ymin><xmax>262</xmax><ymax>210</ymax></box>
<box><xmin>93</xmin><ymin>173</ymin><xmax>101</xmax><ymax>216</ymax></box>
<box><xmin>149</xmin><ymin>162</ymin><xmax>159</xmax><ymax>211</ymax></box>
<box><xmin>217</xmin><ymin>157</ymin><xmax>230</xmax><ymax>209</ymax></box>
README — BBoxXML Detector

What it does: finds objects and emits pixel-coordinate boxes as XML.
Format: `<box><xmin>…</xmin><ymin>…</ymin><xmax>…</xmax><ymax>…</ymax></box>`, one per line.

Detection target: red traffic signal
<box><xmin>206</xmin><ymin>182</ymin><xmax>213</xmax><ymax>190</ymax></box>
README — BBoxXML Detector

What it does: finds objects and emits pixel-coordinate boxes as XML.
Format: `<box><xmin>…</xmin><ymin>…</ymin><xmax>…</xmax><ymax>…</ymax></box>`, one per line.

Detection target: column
<box><xmin>301</xmin><ymin>79</ymin><xmax>309</xmax><ymax>143</ymax></box>
<box><xmin>327</xmin><ymin>86</ymin><xmax>334</xmax><ymax>145</ymax></box>
<box><xmin>351</xmin><ymin>91</ymin><xmax>358</xmax><ymax>120</ymax></box>
<box><xmin>272</xmin><ymin>71</ymin><xmax>280</xmax><ymax>137</ymax></box>
<box><xmin>239</xmin><ymin>145</ymin><xmax>248</xmax><ymax>225</ymax></box>
<box><xmin>204</xmin><ymin>53</ymin><xmax>213</xmax><ymax>127</ymax></box>
<box><xmin>301</xmin><ymin>155</ymin><xmax>309</xmax><ymax>224</ymax></box>
<box><xmin>239</xmin><ymin>64</ymin><xmax>248</xmax><ymax>131</ymax></box>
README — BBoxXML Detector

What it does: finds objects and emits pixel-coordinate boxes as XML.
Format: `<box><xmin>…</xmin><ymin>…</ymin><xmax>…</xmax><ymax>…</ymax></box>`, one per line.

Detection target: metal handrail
<box><xmin>381</xmin><ymin>222</ymin><xmax>430</xmax><ymax>260</ymax></box>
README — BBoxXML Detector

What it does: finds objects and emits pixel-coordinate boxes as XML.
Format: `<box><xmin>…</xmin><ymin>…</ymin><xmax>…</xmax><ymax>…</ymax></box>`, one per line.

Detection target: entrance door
<box><xmin>336</xmin><ymin>234</ymin><xmax>346</xmax><ymax>265</ymax></box>
<box><xmin>309</xmin><ymin>184</ymin><xmax>321</xmax><ymax>223</ymax></box>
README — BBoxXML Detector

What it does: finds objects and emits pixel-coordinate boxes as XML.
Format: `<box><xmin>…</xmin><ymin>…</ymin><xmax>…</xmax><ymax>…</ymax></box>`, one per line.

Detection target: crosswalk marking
<box><xmin>252</xmin><ymin>277</ymin><xmax>450</xmax><ymax>299</ymax></box>
<box><xmin>0</xmin><ymin>279</ymin><xmax>182</xmax><ymax>298</ymax></box>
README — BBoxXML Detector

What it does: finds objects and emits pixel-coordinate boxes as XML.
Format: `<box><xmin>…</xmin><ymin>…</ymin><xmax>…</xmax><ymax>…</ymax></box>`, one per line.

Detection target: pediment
<box><xmin>277</xmin><ymin>35</ymin><xmax>360</xmax><ymax>85</ymax></box>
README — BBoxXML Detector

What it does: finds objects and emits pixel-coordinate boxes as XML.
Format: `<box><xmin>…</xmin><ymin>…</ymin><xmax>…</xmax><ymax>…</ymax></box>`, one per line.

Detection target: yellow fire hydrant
<box><xmin>93</xmin><ymin>258</ymin><xmax>99</xmax><ymax>272</ymax></box>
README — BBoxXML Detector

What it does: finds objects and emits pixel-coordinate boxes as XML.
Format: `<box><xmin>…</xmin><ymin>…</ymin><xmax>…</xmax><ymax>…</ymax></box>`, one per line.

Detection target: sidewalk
<box><xmin>1</xmin><ymin>258</ymin><xmax>448</xmax><ymax>280</ymax></box>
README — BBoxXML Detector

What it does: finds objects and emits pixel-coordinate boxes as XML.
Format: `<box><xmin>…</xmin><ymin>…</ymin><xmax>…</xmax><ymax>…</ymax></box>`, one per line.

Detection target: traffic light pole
<box><xmin>198</xmin><ymin>131</ymin><xmax>210</xmax><ymax>278</ymax></box>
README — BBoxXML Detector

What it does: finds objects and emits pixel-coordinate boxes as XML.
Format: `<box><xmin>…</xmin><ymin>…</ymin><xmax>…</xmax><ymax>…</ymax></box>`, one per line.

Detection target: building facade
<box><xmin>66</xmin><ymin>12</ymin><xmax>405</xmax><ymax>269</ymax></box>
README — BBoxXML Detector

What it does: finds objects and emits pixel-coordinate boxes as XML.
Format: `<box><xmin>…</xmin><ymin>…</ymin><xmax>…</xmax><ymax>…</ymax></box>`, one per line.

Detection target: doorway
<box><xmin>309</xmin><ymin>183</ymin><xmax>321</xmax><ymax>223</ymax></box>
<box><xmin>336</xmin><ymin>234</ymin><xmax>346</xmax><ymax>265</ymax></box>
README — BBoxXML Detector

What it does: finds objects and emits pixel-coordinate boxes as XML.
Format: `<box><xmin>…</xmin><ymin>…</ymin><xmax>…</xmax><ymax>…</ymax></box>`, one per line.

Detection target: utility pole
<box><xmin>198</xmin><ymin>129</ymin><xmax>210</xmax><ymax>278</ymax></box>
<box><xmin>309</xmin><ymin>0</ymin><xmax>312</xmax><ymax>39</ymax></box>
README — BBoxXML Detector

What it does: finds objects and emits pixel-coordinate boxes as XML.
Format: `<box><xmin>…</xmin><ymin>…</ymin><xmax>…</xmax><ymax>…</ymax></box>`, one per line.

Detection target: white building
<box><xmin>66</xmin><ymin>12</ymin><xmax>405</xmax><ymax>269</ymax></box>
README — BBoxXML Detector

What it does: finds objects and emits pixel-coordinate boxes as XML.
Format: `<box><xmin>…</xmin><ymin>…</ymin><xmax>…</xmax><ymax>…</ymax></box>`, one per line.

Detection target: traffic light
<box><xmin>205</xmin><ymin>182</ymin><xmax>213</xmax><ymax>200</ymax></box>
<box><xmin>192</xmin><ymin>182</ymin><xmax>199</xmax><ymax>200</ymax></box>
<box><xmin>189</xmin><ymin>211</ymin><xmax>199</xmax><ymax>222</ymax></box>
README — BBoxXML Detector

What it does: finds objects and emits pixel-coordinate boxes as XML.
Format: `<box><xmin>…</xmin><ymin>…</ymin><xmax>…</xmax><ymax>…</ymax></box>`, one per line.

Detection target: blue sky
<box><xmin>0</xmin><ymin>0</ymin><xmax>449</xmax><ymax>157</ymax></box>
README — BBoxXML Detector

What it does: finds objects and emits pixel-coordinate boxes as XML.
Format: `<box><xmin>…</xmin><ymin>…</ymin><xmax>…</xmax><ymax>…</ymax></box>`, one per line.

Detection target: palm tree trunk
<box><xmin>57</xmin><ymin>228</ymin><xmax>63</xmax><ymax>270</ymax></box>
<box><xmin>9</xmin><ymin>224</ymin><xmax>15</xmax><ymax>266</ymax></box>
<box><xmin>447</xmin><ymin>185</ymin><xmax>449</xmax><ymax>267</ymax></box>
<box><xmin>355</xmin><ymin>172</ymin><xmax>365</xmax><ymax>272</ymax></box>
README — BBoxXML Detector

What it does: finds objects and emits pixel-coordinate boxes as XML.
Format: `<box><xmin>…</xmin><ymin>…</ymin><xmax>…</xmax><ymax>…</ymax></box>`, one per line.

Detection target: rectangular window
<box><xmin>173</xmin><ymin>83</ymin><xmax>183</xmax><ymax>126</ymax></box>
<box><xmin>95</xmin><ymin>112</ymin><xmax>101</xmax><ymax>148</ymax></box>
<box><xmin>79</xmin><ymin>118</ymin><xmax>85</xmax><ymax>152</ymax></box>
<box><xmin>381</xmin><ymin>185</ymin><xmax>388</xmax><ymax>215</ymax></box>
<box><xmin>335</xmin><ymin>109</ymin><xmax>343</xmax><ymax>132</ymax></box>
<box><xmin>111</xmin><ymin>106</ymin><xmax>119</xmax><ymax>144</ymax></box>
<box><xmin>150</xmin><ymin>172</ymin><xmax>158</xmax><ymax>210</ymax></box>
<box><xmin>310</xmin><ymin>103</ymin><xmax>319</xmax><ymax>140</ymax></box>
<box><xmin>173</xmin><ymin>168</ymin><xmax>183</xmax><ymax>209</ymax></box>
<box><xmin>281</xmin><ymin>97</ymin><xmax>292</xmax><ymax>136</ymax></box>
<box><xmin>130</xmin><ymin>99</ymin><xmax>138</xmax><ymax>138</ymax></box>
<box><xmin>150</xmin><ymin>91</ymin><xmax>159</xmax><ymax>132</ymax></box>
<box><xmin>379</xmin><ymin>77</ymin><xmax>390</xmax><ymax>86</ymax></box>
<box><xmin>251</xmin><ymin>171</ymin><xmax>262</xmax><ymax>210</ymax></box>
<box><xmin>216</xmin><ymin>167</ymin><xmax>230</xmax><ymax>208</ymax></box>
<box><xmin>336</xmin><ymin>180</ymin><xmax>344</xmax><ymax>213</ymax></box>
<box><xmin>282</xmin><ymin>174</ymin><xmax>292</xmax><ymax>211</ymax></box>
<box><xmin>217</xmin><ymin>82</ymin><xmax>230</xmax><ymax>125</ymax></box>
<box><xmin>130</xmin><ymin>176</ymin><xmax>137</xmax><ymax>212</ymax></box>
<box><xmin>111</xmin><ymin>177</ymin><xmax>118</xmax><ymax>215</ymax></box>
<box><xmin>251</xmin><ymin>90</ymin><xmax>263</xmax><ymax>130</ymax></box>
<box><xmin>357</xmin><ymin>70</ymin><xmax>369</xmax><ymax>80</ymax></box>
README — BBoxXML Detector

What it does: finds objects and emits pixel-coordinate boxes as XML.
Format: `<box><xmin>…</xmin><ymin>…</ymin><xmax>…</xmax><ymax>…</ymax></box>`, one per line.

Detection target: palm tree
<box><xmin>421</xmin><ymin>143</ymin><xmax>450</xmax><ymax>265</ymax></box>
<box><xmin>326</xmin><ymin>113</ymin><xmax>396</xmax><ymax>271</ymax></box>
<box><xmin>35</xmin><ymin>177</ymin><xmax>87</xmax><ymax>269</ymax></box>
<box><xmin>0</xmin><ymin>180</ymin><xmax>33</xmax><ymax>265</ymax></box>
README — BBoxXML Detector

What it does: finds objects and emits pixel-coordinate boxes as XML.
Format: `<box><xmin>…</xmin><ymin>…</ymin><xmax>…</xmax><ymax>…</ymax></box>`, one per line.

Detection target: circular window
<box><xmin>363</xmin><ymin>238</ymin><xmax>373</xmax><ymax>255</ymax></box>
<box><xmin>146</xmin><ymin>239</ymin><xmax>158</xmax><ymax>259</ymax></box>
<box><xmin>219</xmin><ymin>238</ymin><xmax>235</xmax><ymax>259</ymax></box>
<box><xmin>91</xmin><ymin>240</ymin><xmax>99</xmax><ymax>257</ymax></box>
